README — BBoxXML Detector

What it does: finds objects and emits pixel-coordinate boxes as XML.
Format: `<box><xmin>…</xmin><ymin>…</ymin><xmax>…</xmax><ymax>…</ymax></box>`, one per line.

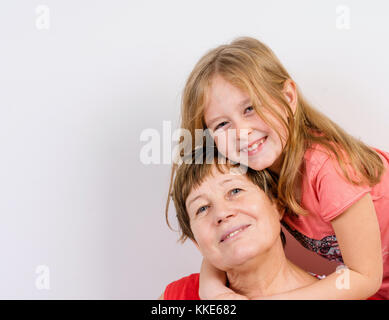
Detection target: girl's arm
<box><xmin>199</xmin><ymin>258</ymin><xmax>248</xmax><ymax>300</ymax></box>
<box><xmin>254</xmin><ymin>193</ymin><xmax>383</xmax><ymax>300</ymax></box>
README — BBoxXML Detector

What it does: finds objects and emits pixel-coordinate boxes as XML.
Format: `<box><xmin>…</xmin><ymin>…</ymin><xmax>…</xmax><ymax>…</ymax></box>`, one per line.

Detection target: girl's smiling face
<box><xmin>204</xmin><ymin>75</ymin><xmax>292</xmax><ymax>173</ymax></box>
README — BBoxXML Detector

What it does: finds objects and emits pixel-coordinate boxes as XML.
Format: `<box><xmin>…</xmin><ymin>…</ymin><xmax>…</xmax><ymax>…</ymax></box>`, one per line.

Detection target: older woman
<box><xmin>160</xmin><ymin>147</ymin><xmax>321</xmax><ymax>300</ymax></box>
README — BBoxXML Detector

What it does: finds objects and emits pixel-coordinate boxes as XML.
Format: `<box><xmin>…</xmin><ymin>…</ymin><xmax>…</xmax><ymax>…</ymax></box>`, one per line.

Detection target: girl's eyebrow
<box><xmin>207</xmin><ymin>98</ymin><xmax>251</xmax><ymax>128</ymax></box>
<box><xmin>207</xmin><ymin>116</ymin><xmax>224</xmax><ymax>129</ymax></box>
<box><xmin>238</xmin><ymin>97</ymin><xmax>251</xmax><ymax>107</ymax></box>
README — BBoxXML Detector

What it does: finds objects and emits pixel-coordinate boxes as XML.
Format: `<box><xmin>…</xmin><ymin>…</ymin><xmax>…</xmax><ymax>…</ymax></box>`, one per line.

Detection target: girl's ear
<box><xmin>282</xmin><ymin>79</ymin><xmax>298</xmax><ymax>115</ymax></box>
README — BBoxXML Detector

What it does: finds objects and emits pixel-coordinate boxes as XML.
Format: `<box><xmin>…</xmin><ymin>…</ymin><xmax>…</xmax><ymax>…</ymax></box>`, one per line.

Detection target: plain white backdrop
<box><xmin>0</xmin><ymin>0</ymin><xmax>388</xmax><ymax>299</ymax></box>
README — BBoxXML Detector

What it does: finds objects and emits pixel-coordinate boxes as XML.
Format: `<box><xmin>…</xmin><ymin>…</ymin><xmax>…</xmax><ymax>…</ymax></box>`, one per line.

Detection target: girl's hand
<box><xmin>199</xmin><ymin>258</ymin><xmax>248</xmax><ymax>300</ymax></box>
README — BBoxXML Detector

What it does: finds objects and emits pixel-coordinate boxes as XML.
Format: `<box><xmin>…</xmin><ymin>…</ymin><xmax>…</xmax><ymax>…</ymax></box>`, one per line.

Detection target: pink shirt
<box><xmin>282</xmin><ymin>144</ymin><xmax>389</xmax><ymax>299</ymax></box>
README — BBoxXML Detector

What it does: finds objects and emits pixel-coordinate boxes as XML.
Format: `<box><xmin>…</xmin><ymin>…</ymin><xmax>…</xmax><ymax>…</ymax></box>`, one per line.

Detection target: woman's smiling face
<box><xmin>185</xmin><ymin>167</ymin><xmax>282</xmax><ymax>271</ymax></box>
<box><xmin>204</xmin><ymin>75</ymin><xmax>289</xmax><ymax>172</ymax></box>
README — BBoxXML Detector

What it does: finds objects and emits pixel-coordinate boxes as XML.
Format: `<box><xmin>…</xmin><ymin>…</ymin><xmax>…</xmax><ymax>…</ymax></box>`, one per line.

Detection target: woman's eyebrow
<box><xmin>187</xmin><ymin>194</ymin><xmax>205</xmax><ymax>208</ymax></box>
<box><xmin>219</xmin><ymin>178</ymin><xmax>233</xmax><ymax>185</ymax></box>
<box><xmin>187</xmin><ymin>178</ymin><xmax>245</xmax><ymax>209</ymax></box>
<box><xmin>219</xmin><ymin>177</ymin><xmax>247</xmax><ymax>186</ymax></box>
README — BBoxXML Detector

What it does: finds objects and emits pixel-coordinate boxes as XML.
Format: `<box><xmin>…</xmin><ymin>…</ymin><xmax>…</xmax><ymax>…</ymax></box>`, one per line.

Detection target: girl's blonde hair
<box><xmin>166</xmin><ymin>36</ymin><xmax>384</xmax><ymax>217</ymax></box>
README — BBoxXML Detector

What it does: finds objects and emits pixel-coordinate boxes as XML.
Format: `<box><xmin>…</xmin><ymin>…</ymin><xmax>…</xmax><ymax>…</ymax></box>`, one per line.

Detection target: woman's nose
<box><xmin>214</xmin><ymin>203</ymin><xmax>235</xmax><ymax>224</ymax></box>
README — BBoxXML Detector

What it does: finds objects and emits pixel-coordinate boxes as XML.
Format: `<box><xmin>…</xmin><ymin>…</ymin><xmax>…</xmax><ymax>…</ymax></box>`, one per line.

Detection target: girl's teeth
<box><xmin>245</xmin><ymin>137</ymin><xmax>266</xmax><ymax>152</ymax></box>
<box><xmin>248</xmin><ymin>143</ymin><xmax>259</xmax><ymax>151</ymax></box>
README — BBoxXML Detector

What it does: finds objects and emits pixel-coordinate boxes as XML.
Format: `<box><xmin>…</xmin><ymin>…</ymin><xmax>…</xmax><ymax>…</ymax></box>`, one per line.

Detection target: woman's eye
<box><xmin>196</xmin><ymin>205</ymin><xmax>209</xmax><ymax>215</ymax></box>
<box><xmin>215</xmin><ymin>121</ymin><xmax>228</xmax><ymax>130</ymax></box>
<box><xmin>230</xmin><ymin>188</ymin><xmax>242</xmax><ymax>196</ymax></box>
<box><xmin>244</xmin><ymin>106</ymin><xmax>254</xmax><ymax>114</ymax></box>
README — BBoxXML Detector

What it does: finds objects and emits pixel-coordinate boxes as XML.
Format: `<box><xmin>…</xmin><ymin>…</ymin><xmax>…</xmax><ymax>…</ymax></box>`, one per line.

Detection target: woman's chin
<box><xmin>222</xmin><ymin>246</ymin><xmax>259</xmax><ymax>268</ymax></box>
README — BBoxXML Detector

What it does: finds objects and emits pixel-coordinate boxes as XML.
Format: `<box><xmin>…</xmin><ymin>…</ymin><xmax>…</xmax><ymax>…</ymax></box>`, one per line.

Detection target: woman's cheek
<box><xmin>238</xmin><ymin>198</ymin><xmax>262</xmax><ymax>218</ymax></box>
<box><xmin>192</xmin><ymin>221</ymin><xmax>213</xmax><ymax>248</ymax></box>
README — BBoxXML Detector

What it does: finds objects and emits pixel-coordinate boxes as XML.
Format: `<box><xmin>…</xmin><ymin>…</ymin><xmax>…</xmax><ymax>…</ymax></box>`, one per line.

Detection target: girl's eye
<box><xmin>196</xmin><ymin>205</ymin><xmax>209</xmax><ymax>215</ymax></box>
<box><xmin>244</xmin><ymin>106</ymin><xmax>254</xmax><ymax>114</ymax></box>
<box><xmin>230</xmin><ymin>188</ymin><xmax>243</xmax><ymax>196</ymax></box>
<box><xmin>215</xmin><ymin>121</ymin><xmax>228</xmax><ymax>131</ymax></box>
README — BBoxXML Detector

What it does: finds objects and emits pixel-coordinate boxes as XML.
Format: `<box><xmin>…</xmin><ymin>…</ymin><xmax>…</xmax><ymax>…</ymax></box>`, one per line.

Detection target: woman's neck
<box><xmin>226</xmin><ymin>242</ymin><xmax>317</xmax><ymax>299</ymax></box>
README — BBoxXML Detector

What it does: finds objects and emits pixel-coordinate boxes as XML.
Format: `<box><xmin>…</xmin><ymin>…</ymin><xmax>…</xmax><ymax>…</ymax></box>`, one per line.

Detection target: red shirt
<box><xmin>164</xmin><ymin>273</ymin><xmax>200</xmax><ymax>300</ymax></box>
<box><xmin>163</xmin><ymin>272</ymin><xmax>355</xmax><ymax>300</ymax></box>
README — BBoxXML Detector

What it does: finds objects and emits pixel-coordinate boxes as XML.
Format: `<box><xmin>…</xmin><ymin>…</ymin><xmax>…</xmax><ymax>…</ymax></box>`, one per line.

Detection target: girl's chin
<box><xmin>227</xmin><ymin>159</ymin><xmax>267</xmax><ymax>171</ymax></box>
<box><xmin>226</xmin><ymin>152</ymin><xmax>276</xmax><ymax>171</ymax></box>
<box><xmin>248</xmin><ymin>155</ymin><xmax>279</xmax><ymax>171</ymax></box>
<box><xmin>247</xmin><ymin>160</ymin><xmax>269</xmax><ymax>171</ymax></box>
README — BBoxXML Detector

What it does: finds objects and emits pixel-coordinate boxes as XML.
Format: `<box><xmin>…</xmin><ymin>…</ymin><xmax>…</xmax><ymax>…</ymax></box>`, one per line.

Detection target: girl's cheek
<box><xmin>215</xmin><ymin>131</ymin><xmax>244</xmax><ymax>160</ymax></box>
<box><xmin>214</xmin><ymin>132</ymin><xmax>228</xmax><ymax>148</ymax></box>
<box><xmin>214</xmin><ymin>135</ymin><xmax>233</xmax><ymax>158</ymax></box>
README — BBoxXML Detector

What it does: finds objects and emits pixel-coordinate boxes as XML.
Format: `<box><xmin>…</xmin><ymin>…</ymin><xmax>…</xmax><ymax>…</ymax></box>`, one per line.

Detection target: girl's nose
<box><xmin>236</xmin><ymin>124</ymin><xmax>253</xmax><ymax>143</ymax></box>
<box><xmin>234</xmin><ymin>117</ymin><xmax>252</xmax><ymax>140</ymax></box>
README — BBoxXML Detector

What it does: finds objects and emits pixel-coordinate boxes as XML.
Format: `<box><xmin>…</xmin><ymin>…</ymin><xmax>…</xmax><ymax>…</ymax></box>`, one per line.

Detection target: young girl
<box><xmin>167</xmin><ymin>36</ymin><xmax>389</xmax><ymax>299</ymax></box>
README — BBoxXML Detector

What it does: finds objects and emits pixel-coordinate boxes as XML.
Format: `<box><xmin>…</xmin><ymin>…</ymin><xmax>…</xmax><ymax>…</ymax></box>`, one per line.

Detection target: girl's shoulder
<box><xmin>304</xmin><ymin>143</ymin><xmax>331</xmax><ymax>162</ymax></box>
<box><xmin>372</xmin><ymin>147</ymin><xmax>389</xmax><ymax>168</ymax></box>
<box><xmin>304</xmin><ymin>143</ymin><xmax>389</xmax><ymax>177</ymax></box>
<box><xmin>303</xmin><ymin>143</ymin><xmax>336</xmax><ymax>178</ymax></box>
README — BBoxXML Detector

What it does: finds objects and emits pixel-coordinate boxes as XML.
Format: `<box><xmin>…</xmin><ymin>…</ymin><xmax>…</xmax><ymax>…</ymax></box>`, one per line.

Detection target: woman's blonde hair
<box><xmin>166</xmin><ymin>36</ymin><xmax>384</xmax><ymax>217</ymax></box>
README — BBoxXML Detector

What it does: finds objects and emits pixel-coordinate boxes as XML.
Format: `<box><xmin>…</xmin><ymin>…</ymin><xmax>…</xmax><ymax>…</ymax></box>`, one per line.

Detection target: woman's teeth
<box><xmin>225</xmin><ymin>228</ymin><xmax>244</xmax><ymax>239</ymax></box>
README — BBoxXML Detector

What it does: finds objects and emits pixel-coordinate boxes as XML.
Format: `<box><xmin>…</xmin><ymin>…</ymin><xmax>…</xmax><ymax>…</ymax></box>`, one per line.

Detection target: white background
<box><xmin>0</xmin><ymin>0</ymin><xmax>388</xmax><ymax>299</ymax></box>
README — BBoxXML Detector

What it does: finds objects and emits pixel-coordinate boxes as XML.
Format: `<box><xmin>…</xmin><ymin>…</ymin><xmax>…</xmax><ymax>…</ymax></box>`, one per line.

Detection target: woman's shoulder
<box><xmin>163</xmin><ymin>273</ymin><xmax>200</xmax><ymax>300</ymax></box>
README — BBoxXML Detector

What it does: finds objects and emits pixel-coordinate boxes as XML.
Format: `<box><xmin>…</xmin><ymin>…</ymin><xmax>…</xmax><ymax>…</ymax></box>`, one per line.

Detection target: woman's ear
<box><xmin>273</xmin><ymin>201</ymin><xmax>285</xmax><ymax>221</ymax></box>
<box><xmin>191</xmin><ymin>238</ymin><xmax>200</xmax><ymax>250</ymax></box>
<box><xmin>279</xmin><ymin>208</ymin><xmax>285</xmax><ymax>221</ymax></box>
<box><xmin>270</xmin><ymin>199</ymin><xmax>285</xmax><ymax>222</ymax></box>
